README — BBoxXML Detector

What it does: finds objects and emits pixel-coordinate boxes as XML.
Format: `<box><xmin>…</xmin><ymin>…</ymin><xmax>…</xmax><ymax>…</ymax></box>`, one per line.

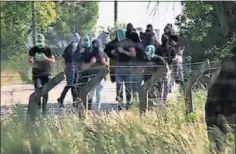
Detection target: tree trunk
<box><xmin>205</xmin><ymin>2</ymin><xmax>236</xmax><ymax>130</ymax></box>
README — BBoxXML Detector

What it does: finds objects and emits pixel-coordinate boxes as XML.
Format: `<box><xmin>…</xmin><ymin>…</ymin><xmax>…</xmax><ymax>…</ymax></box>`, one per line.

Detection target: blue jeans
<box><xmin>130</xmin><ymin>73</ymin><xmax>142</xmax><ymax>92</ymax></box>
<box><xmin>115</xmin><ymin>73</ymin><xmax>132</xmax><ymax>104</ymax></box>
<box><xmin>65</xmin><ymin>69</ymin><xmax>75</xmax><ymax>86</ymax></box>
<box><xmin>94</xmin><ymin>79</ymin><xmax>105</xmax><ymax>112</ymax></box>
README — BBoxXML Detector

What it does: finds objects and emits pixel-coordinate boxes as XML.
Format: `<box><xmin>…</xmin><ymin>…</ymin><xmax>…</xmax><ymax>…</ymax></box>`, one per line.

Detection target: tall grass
<box><xmin>1</xmin><ymin>91</ymin><xmax>235</xmax><ymax>154</ymax></box>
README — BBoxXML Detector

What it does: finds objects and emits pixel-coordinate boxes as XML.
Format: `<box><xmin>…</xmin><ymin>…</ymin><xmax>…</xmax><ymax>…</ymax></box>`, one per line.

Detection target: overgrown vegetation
<box><xmin>1</xmin><ymin>91</ymin><xmax>235</xmax><ymax>154</ymax></box>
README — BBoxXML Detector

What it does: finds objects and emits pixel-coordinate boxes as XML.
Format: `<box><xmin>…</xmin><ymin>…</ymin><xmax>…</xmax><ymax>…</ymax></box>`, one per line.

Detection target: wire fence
<box><xmin>1</xmin><ymin>59</ymin><xmax>222</xmax><ymax>119</ymax></box>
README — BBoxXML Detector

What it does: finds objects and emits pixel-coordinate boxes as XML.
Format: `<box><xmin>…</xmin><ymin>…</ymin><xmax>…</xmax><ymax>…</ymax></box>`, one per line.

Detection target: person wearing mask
<box><xmin>143</xmin><ymin>24</ymin><xmax>160</xmax><ymax>48</ymax></box>
<box><xmin>162</xmin><ymin>23</ymin><xmax>182</xmax><ymax>85</ymax></box>
<box><xmin>28</xmin><ymin>33</ymin><xmax>55</xmax><ymax>114</ymax></box>
<box><xmin>125</xmin><ymin>23</ymin><xmax>140</xmax><ymax>43</ymax></box>
<box><xmin>57</xmin><ymin>33</ymin><xmax>82</xmax><ymax>108</ymax></box>
<box><xmin>76</xmin><ymin>35</ymin><xmax>96</xmax><ymax>110</ymax></box>
<box><xmin>104</xmin><ymin>38</ymin><xmax>119</xmax><ymax>83</ymax></box>
<box><xmin>112</xmin><ymin>29</ymin><xmax>136</xmax><ymax>110</ymax></box>
<box><xmin>90</xmin><ymin>38</ymin><xmax>109</xmax><ymax>112</ymax></box>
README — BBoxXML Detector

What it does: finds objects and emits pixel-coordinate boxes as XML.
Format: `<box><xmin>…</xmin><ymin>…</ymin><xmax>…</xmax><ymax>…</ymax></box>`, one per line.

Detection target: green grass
<box><xmin>1</xmin><ymin>91</ymin><xmax>235</xmax><ymax>154</ymax></box>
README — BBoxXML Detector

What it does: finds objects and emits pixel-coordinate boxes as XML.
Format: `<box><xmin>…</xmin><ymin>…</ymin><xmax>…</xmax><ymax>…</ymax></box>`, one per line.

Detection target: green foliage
<box><xmin>35</xmin><ymin>2</ymin><xmax>57</xmax><ymax>32</ymax></box>
<box><xmin>47</xmin><ymin>1</ymin><xmax>99</xmax><ymax>47</ymax></box>
<box><xmin>1</xmin><ymin>1</ymin><xmax>99</xmax><ymax>82</ymax></box>
<box><xmin>175</xmin><ymin>2</ymin><xmax>232</xmax><ymax>62</ymax></box>
<box><xmin>1</xmin><ymin>2</ymin><xmax>57</xmax><ymax>82</ymax></box>
<box><xmin>1</xmin><ymin>90</ymin><xmax>234</xmax><ymax>154</ymax></box>
<box><xmin>1</xmin><ymin>2</ymin><xmax>56</xmax><ymax>59</ymax></box>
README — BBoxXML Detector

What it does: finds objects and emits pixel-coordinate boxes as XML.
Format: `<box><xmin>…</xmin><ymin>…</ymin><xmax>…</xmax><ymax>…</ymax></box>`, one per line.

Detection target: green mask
<box><xmin>36</xmin><ymin>34</ymin><xmax>45</xmax><ymax>48</ymax></box>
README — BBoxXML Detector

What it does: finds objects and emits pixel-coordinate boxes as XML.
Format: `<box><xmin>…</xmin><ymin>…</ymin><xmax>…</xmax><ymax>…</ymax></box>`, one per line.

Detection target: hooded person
<box><xmin>125</xmin><ymin>23</ymin><xmax>140</xmax><ymax>43</ymax></box>
<box><xmin>74</xmin><ymin>34</ymin><xmax>98</xmax><ymax>110</ymax></box>
<box><xmin>28</xmin><ymin>33</ymin><xmax>55</xmax><ymax>114</ymax></box>
<box><xmin>113</xmin><ymin>28</ymin><xmax>136</xmax><ymax>110</ymax></box>
<box><xmin>58</xmin><ymin>33</ymin><xmax>83</xmax><ymax>108</ymax></box>
<box><xmin>96</xmin><ymin>31</ymin><xmax>110</xmax><ymax>48</ymax></box>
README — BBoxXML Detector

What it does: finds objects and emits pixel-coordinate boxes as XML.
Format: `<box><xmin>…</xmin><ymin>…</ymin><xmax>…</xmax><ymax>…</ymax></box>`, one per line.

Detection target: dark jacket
<box><xmin>62</xmin><ymin>42</ymin><xmax>83</xmax><ymax>69</ymax></box>
<box><xmin>126</xmin><ymin>31</ymin><xmax>140</xmax><ymax>43</ymax></box>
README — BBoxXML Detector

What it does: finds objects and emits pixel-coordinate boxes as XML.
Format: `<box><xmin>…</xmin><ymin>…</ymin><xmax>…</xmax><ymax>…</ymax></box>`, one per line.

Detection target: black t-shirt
<box><xmin>126</xmin><ymin>31</ymin><xmax>140</xmax><ymax>43</ymax></box>
<box><xmin>28</xmin><ymin>46</ymin><xmax>53</xmax><ymax>76</ymax></box>
<box><xmin>83</xmin><ymin>46</ymin><xmax>108</xmax><ymax>65</ymax></box>
<box><xmin>82</xmin><ymin>47</ymin><xmax>94</xmax><ymax>63</ymax></box>
<box><xmin>156</xmin><ymin>45</ymin><xmax>176</xmax><ymax>65</ymax></box>
<box><xmin>116</xmin><ymin>39</ymin><xmax>134</xmax><ymax>62</ymax></box>
<box><xmin>104</xmin><ymin>39</ymin><xmax>118</xmax><ymax>59</ymax></box>
<box><xmin>134</xmin><ymin>43</ymin><xmax>146</xmax><ymax>61</ymax></box>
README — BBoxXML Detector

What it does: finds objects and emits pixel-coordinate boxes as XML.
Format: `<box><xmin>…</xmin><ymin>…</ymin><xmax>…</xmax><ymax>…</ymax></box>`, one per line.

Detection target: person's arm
<box><xmin>117</xmin><ymin>47</ymin><xmax>136</xmax><ymax>57</ymax></box>
<box><xmin>89</xmin><ymin>57</ymin><xmax>96</xmax><ymax>66</ymax></box>
<box><xmin>28</xmin><ymin>48</ymin><xmax>34</xmax><ymax>64</ymax></box>
<box><xmin>43</xmin><ymin>48</ymin><xmax>56</xmax><ymax>63</ymax></box>
<box><xmin>62</xmin><ymin>45</ymin><xmax>69</xmax><ymax>59</ymax></box>
<box><xmin>117</xmin><ymin>40</ymin><xmax>136</xmax><ymax>57</ymax></box>
<box><xmin>100</xmin><ymin>52</ymin><xmax>109</xmax><ymax>67</ymax></box>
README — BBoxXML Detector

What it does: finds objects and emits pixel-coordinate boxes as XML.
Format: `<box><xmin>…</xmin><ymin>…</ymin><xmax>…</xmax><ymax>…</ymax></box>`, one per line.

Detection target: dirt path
<box><xmin>1</xmin><ymin>80</ymin><xmax>117</xmax><ymax>106</ymax></box>
<box><xmin>1</xmin><ymin>80</ymin><xmax>179</xmax><ymax>106</ymax></box>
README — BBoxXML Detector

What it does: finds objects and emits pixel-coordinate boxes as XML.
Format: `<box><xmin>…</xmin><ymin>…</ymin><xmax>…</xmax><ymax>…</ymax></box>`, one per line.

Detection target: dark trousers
<box><xmin>32</xmin><ymin>75</ymin><xmax>50</xmax><ymax>113</ymax></box>
<box><xmin>58</xmin><ymin>86</ymin><xmax>77</xmax><ymax>103</ymax></box>
<box><xmin>58</xmin><ymin>70</ymin><xmax>77</xmax><ymax>105</ymax></box>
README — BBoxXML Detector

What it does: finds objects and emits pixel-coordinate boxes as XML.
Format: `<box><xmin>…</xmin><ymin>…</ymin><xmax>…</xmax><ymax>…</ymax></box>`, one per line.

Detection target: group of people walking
<box><xmin>28</xmin><ymin>22</ymin><xmax>184</xmax><ymax>114</ymax></box>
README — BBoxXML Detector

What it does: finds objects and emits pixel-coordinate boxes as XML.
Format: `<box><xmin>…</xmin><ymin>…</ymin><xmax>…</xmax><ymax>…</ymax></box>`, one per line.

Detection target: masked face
<box><xmin>36</xmin><ymin>34</ymin><xmax>45</xmax><ymax>48</ymax></box>
<box><xmin>145</xmin><ymin>45</ymin><xmax>156</xmax><ymax>60</ymax></box>
<box><xmin>72</xmin><ymin>33</ymin><xmax>80</xmax><ymax>43</ymax></box>
<box><xmin>116</xmin><ymin>29</ymin><xmax>126</xmax><ymax>41</ymax></box>
<box><xmin>83</xmin><ymin>36</ymin><xmax>91</xmax><ymax>48</ymax></box>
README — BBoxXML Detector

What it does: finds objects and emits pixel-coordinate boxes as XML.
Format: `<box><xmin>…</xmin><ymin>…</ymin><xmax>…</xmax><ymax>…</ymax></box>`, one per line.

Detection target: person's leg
<box><xmin>58</xmin><ymin>86</ymin><xmax>70</xmax><ymax>107</ymax></box>
<box><xmin>58</xmin><ymin>70</ymin><xmax>73</xmax><ymax>107</ymax></box>
<box><xmin>124</xmin><ymin>74</ymin><xmax>132</xmax><ymax>109</ymax></box>
<box><xmin>95</xmin><ymin>81</ymin><xmax>104</xmax><ymax>112</ymax></box>
<box><xmin>71</xmin><ymin>72</ymin><xmax>78</xmax><ymax>102</ymax></box>
<box><xmin>178</xmin><ymin>62</ymin><xmax>184</xmax><ymax>85</ymax></box>
<box><xmin>41</xmin><ymin>76</ymin><xmax>50</xmax><ymax>115</ymax></box>
<box><xmin>130</xmin><ymin>73</ymin><xmax>141</xmax><ymax>102</ymax></box>
<box><xmin>163</xmin><ymin>76</ymin><xmax>169</xmax><ymax>103</ymax></box>
<box><xmin>115</xmin><ymin>73</ymin><xmax>123</xmax><ymax>103</ymax></box>
<box><xmin>33</xmin><ymin>76</ymin><xmax>43</xmax><ymax>108</ymax></box>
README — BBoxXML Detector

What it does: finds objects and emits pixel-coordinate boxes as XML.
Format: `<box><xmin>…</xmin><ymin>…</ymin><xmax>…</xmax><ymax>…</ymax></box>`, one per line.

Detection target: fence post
<box><xmin>139</xmin><ymin>65</ymin><xmax>167</xmax><ymax>114</ymax></box>
<box><xmin>78</xmin><ymin>67</ymin><xmax>109</xmax><ymax>118</ymax></box>
<box><xmin>207</xmin><ymin>68</ymin><xmax>221</xmax><ymax>88</ymax></box>
<box><xmin>184</xmin><ymin>59</ymin><xmax>210</xmax><ymax>114</ymax></box>
<box><xmin>28</xmin><ymin>72</ymin><xmax>65</xmax><ymax>120</ymax></box>
<box><xmin>199</xmin><ymin>75</ymin><xmax>210</xmax><ymax>88</ymax></box>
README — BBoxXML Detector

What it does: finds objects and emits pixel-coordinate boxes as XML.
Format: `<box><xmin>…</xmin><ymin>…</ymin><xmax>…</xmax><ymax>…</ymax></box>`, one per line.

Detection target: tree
<box><xmin>1</xmin><ymin>1</ymin><xmax>56</xmax><ymax>82</ymax></box>
<box><xmin>174</xmin><ymin>2</ymin><xmax>226</xmax><ymax>62</ymax></box>
<box><xmin>46</xmin><ymin>1</ymin><xmax>99</xmax><ymax>48</ymax></box>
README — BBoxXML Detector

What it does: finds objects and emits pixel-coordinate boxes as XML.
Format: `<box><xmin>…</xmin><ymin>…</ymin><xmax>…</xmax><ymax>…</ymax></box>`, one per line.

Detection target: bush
<box><xmin>1</xmin><ymin>91</ymin><xmax>235</xmax><ymax>154</ymax></box>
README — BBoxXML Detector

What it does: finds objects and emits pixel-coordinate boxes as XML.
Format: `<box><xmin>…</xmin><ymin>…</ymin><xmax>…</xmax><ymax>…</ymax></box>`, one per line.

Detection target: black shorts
<box><xmin>32</xmin><ymin>75</ymin><xmax>50</xmax><ymax>89</ymax></box>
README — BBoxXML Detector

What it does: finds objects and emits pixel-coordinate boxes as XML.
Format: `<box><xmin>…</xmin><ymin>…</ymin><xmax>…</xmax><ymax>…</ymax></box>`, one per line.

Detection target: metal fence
<box><xmin>1</xmin><ymin>59</ymin><xmax>221</xmax><ymax>118</ymax></box>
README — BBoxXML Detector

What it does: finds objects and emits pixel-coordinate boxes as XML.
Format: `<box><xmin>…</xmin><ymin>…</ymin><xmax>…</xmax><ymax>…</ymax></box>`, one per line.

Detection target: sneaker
<box><xmin>57</xmin><ymin>98</ymin><xmax>65</xmax><ymax>108</ymax></box>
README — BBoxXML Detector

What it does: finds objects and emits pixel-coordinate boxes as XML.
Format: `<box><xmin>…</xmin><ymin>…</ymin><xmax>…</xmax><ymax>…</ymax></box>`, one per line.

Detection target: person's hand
<box><xmin>117</xmin><ymin>47</ymin><xmax>124</xmax><ymax>53</ymax></box>
<box><xmin>41</xmin><ymin>53</ymin><xmax>48</xmax><ymax>61</ymax></box>
<box><xmin>91</xmin><ymin>57</ymin><xmax>96</xmax><ymax>64</ymax></box>
<box><xmin>29</xmin><ymin>58</ymin><xmax>34</xmax><ymax>63</ymax></box>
